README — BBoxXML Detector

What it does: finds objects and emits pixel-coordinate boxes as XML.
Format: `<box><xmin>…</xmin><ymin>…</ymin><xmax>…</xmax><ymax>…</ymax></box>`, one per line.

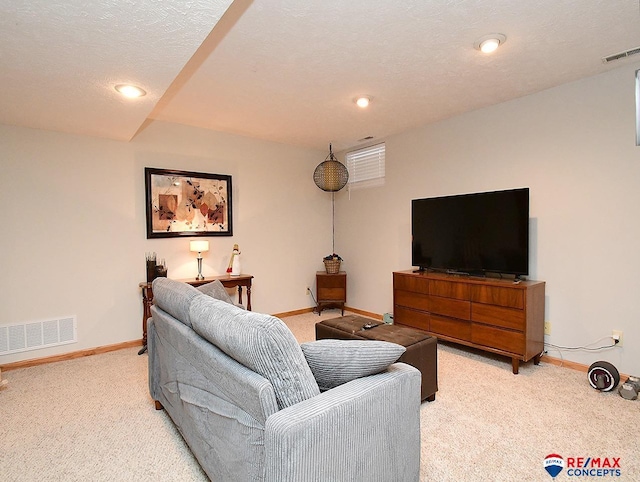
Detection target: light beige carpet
<box><xmin>1</xmin><ymin>309</ymin><xmax>638</xmax><ymax>481</ymax></box>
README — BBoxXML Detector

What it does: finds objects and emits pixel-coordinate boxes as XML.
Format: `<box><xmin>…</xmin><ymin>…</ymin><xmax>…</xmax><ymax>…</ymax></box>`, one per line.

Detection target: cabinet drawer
<box><xmin>317</xmin><ymin>274</ymin><xmax>346</xmax><ymax>289</ymax></box>
<box><xmin>394</xmin><ymin>289</ymin><xmax>429</xmax><ymax>311</ymax></box>
<box><xmin>318</xmin><ymin>287</ymin><xmax>345</xmax><ymax>301</ymax></box>
<box><xmin>394</xmin><ymin>306</ymin><xmax>430</xmax><ymax>331</ymax></box>
<box><xmin>430</xmin><ymin>296</ymin><xmax>471</xmax><ymax>320</ymax></box>
<box><xmin>470</xmin><ymin>285</ymin><xmax>524</xmax><ymax>309</ymax></box>
<box><xmin>430</xmin><ymin>314</ymin><xmax>471</xmax><ymax>342</ymax></box>
<box><xmin>394</xmin><ymin>274</ymin><xmax>429</xmax><ymax>294</ymax></box>
<box><xmin>472</xmin><ymin>324</ymin><xmax>524</xmax><ymax>355</ymax></box>
<box><xmin>472</xmin><ymin>304</ymin><xmax>525</xmax><ymax>331</ymax></box>
<box><xmin>430</xmin><ymin>279</ymin><xmax>469</xmax><ymax>301</ymax></box>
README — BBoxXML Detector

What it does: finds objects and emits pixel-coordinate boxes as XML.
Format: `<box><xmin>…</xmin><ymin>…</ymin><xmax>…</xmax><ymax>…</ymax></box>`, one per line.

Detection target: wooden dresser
<box><xmin>393</xmin><ymin>270</ymin><xmax>545</xmax><ymax>373</ymax></box>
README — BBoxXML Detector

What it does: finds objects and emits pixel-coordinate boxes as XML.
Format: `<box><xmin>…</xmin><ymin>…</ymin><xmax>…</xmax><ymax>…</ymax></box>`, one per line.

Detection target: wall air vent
<box><xmin>602</xmin><ymin>46</ymin><xmax>640</xmax><ymax>63</ymax></box>
<box><xmin>0</xmin><ymin>316</ymin><xmax>77</xmax><ymax>355</ymax></box>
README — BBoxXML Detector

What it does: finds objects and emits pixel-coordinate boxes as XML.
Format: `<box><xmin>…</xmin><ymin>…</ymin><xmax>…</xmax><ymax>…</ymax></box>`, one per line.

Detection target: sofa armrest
<box><xmin>264</xmin><ymin>363</ymin><xmax>421</xmax><ymax>482</ymax></box>
<box><xmin>149</xmin><ymin>308</ymin><xmax>280</xmax><ymax>423</ymax></box>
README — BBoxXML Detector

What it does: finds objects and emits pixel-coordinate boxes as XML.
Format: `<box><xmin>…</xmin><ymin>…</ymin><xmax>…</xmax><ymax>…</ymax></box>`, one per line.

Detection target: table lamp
<box><xmin>190</xmin><ymin>240</ymin><xmax>209</xmax><ymax>280</ymax></box>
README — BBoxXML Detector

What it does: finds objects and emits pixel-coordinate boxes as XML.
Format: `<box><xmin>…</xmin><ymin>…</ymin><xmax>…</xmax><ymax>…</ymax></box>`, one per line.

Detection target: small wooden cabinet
<box><xmin>316</xmin><ymin>271</ymin><xmax>346</xmax><ymax>315</ymax></box>
<box><xmin>393</xmin><ymin>270</ymin><xmax>545</xmax><ymax>374</ymax></box>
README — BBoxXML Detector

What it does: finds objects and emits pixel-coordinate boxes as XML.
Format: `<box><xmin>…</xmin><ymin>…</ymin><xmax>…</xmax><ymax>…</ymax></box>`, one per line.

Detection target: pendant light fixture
<box><xmin>313</xmin><ymin>144</ymin><xmax>349</xmax><ymax>192</ymax></box>
<box><xmin>313</xmin><ymin>144</ymin><xmax>349</xmax><ymax>254</ymax></box>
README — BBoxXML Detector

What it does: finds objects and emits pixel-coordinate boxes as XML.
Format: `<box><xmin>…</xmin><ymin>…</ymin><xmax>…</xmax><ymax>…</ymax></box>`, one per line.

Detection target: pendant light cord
<box><xmin>332</xmin><ymin>191</ymin><xmax>335</xmax><ymax>254</ymax></box>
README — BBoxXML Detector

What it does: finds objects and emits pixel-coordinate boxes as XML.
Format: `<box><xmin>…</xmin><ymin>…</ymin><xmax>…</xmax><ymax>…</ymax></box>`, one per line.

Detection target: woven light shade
<box><xmin>313</xmin><ymin>144</ymin><xmax>349</xmax><ymax>192</ymax></box>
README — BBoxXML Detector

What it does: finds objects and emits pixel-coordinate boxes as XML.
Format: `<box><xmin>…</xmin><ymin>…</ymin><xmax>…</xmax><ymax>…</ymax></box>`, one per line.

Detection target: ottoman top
<box><xmin>319</xmin><ymin>315</ymin><xmax>433</xmax><ymax>347</ymax></box>
<box><xmin>358</xmin><ymin>323</ymin><xmax>433</xmax><ymax>346</ymax></box>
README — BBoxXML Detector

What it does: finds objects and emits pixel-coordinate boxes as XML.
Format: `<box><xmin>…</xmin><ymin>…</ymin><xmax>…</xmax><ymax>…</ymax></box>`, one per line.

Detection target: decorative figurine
<box><xmin>230</xmin><ymin>244</ymin><xmax>241</xmax><ymax>276</ymax></box>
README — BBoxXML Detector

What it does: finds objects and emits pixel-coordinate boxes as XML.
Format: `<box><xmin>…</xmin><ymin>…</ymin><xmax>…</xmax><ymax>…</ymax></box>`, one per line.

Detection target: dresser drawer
<box><xmin>394</xmin><ymin>273</ymin><xmax>430</xmax><ymax>294</ymax></box>
<box><xmin>394</xmin><ymin>306</ymin><xmax>430</xmax><ymax>331</ymax></box>
<box><xmin>472</xmin><ymin>303</ymin><xmax>525</xmax><ymax>331</ymax></box>
<box><xmin>430</xmin><ymin>296</ymin><xmax>471</xmax><ymax>320</ymax></box>
<box><xmin>470</xmin><ymin>285</ymin><xmax>524</xmax><ymax>309</ymax></box>
<box><xmin>430</xmin><ymin>314</ymin><xmax>471</xmax><ymax>342</ymax></box>
<box><xmin>430</xmin><ymin>279</ymin><xmax>469</xmax><ymax>301</ymax></box>
<box><xmin>395</xmin><ymin>289</ymin><xmax>429</xmax><ymax>311</ymax></box>
<box><xmin>472</xmin><ymin>324</ymin><xmax>524</xmax><ymax>355</ymax></box>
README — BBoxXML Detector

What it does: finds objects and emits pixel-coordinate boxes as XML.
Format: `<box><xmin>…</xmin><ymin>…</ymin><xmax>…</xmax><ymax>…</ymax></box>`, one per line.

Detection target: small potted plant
<box><xmin>323</xmin><ymin>253</ymin><xmax>343</xmax><ymax>274</ymax></box>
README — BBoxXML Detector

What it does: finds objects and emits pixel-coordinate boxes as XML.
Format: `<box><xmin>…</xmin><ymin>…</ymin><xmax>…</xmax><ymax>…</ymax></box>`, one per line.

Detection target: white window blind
<box><xmin>346</xmin><ymin>143</ymin><xmax>385</xmax><ymax>189</ymax></box>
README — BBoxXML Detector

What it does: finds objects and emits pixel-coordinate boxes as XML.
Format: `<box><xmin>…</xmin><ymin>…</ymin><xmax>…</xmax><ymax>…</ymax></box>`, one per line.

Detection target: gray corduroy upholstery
<box><xmin>196</xmin><ymin>279</ymin><xmax>235</xmax><ymax>304</ymax></box>
<box><xmin>190</xmin><ymin>295</ymin><xmax>320</xmax><ymax>410</ymax></box>
<box><xmin>196</xmin><ymin>279</ymin><xmax>245</xmax><ymax>309</ymax></box>
<box><xmin>151</xmin><ymin>277</ymin><xmax>202</xmax><ymax>328</ymax></box>
<box><xmin>265</xmin><ymin>364</ymin><xmax>421</xmax><ymax>482</ymax></box>
<box><xmin>301</xmin><ymin>339</ymin><xmax>406</xmax><ymax>391</ymax></box>
<box><xmin>148</xmin><ymin>278</ymin><xmax>422</xmax><ymax>482</ymax></box>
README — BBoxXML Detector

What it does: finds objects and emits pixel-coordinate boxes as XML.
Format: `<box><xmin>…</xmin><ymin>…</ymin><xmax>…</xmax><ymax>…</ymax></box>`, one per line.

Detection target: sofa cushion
<box><xmin>300</xmin><ymin>339</ymin><xmax>406</xmax><ymax>391</ymax></box>
<box><xmin>196</xmin><ymin>279</ymin><xmax>235</xmax><ymax>305</ymax></box>
<box><xmin>152</xmin><ymin>278</ymin><xmax>203</xmax><ymax>328</ymax></box>
<box><xmin>189</xmin><ymin>296</ymin><xmax>320</xmax><ymax>410</ymax></box>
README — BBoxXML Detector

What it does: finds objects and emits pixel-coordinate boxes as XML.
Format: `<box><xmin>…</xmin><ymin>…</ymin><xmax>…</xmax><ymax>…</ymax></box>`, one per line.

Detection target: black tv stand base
<box><xmin>411</xmin><ymin>267</ymin><xmax>471</xmax><ymax>276</ymax></box>
<box><xmin>411</xmin><ymin>267</ymin><xmax>526</xmax><ymax>281</ymax></box>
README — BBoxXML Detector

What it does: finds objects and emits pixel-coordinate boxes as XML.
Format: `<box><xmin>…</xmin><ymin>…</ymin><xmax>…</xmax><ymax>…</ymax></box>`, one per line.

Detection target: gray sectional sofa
<box><xmin>148</xmin><ymin>277</ymin><xmax>421</xmax><ymax>481</ymax></box>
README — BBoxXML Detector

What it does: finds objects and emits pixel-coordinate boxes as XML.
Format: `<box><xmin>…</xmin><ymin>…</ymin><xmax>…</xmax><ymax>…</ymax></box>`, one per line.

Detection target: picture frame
<box><xmin>145</xmin><ymin>167</ymin><xmax>233</xmax><ymax>238</ymax></box>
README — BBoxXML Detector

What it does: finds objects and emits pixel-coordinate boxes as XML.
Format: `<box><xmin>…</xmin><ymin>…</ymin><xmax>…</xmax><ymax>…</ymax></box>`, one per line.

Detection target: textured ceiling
<box><xmin>0</xmin><ymin>0</ymin><xmax>234</xmax><ymax>140</ymax></box>
<box><xmin>2</xmin><ymin>1</ymin><xmax>640</xmax><ymax>150</ymax></box>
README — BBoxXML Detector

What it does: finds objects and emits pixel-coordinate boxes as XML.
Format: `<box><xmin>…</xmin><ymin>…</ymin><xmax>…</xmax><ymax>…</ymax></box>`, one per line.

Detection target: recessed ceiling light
<box><xmin>115</xmin><ymin>84</ymin><xmax>147</xmax><ymax>98</ymax></box>
<box><xmin>355</xmin><ymin>96</ymin><xmax>372</xmax><ymax>108</ymax></box>
<box><xmin>474</xmin><ymin>34</ymin><xmax>506</xmax><ymax>54</ymax></box>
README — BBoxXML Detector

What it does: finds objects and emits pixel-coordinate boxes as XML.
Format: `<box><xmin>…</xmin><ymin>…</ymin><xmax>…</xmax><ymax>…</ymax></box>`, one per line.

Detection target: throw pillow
<box><xmin>189</xmin><ymin>296</ymin><xmax>320</xmax><ymax>410</ymax></box>
<box><xmin>196</xmin><ymin>280</ymin><xmax>235</xmax><ymax>305</ymax></box>
<box><xmin>300</xmin><ymin>339</ymin><xmax>406</xmax><ymax>391</ymax></box>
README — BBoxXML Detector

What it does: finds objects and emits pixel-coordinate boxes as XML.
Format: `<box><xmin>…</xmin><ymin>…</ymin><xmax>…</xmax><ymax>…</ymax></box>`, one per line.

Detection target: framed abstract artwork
<box><xmin>145</xmin><ymin>167</ymin><xmax>233</xmax><ymax>238</ymax></box>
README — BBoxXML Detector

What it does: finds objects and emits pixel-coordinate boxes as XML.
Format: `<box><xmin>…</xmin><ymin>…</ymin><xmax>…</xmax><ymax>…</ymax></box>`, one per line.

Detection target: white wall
<box><xmin>0</xmin><ymin>120</ymin><xmax>330</xmax><ymax>364</ymax></box>
<box><xmin>337</xmin><ymin>62</ymin><xmax>640</xmax><ymax>375</ymax></box>
<box><xmin>3</xmin><ymin>63</ymin><xmax>639</xmax><ymax>375</ymax></box>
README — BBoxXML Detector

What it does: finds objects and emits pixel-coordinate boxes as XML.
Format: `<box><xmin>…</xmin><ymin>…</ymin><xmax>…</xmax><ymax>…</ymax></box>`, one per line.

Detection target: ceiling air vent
<box><xmin>602</xmin><ymin>46</ymin><xmax>640</xmax><ymax>63</ymax></box>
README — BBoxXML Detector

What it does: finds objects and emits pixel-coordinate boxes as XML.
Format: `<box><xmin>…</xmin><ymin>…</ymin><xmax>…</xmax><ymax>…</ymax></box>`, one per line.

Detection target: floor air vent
<box><xmin>0</xmin><ymin>316</ymin><xmax>77</xmax><ymax>355</ymax></box>
<box><xmin>603</xmin><ymin>46</ymin><xmax>640</xmax><ymax>63</ymax></box>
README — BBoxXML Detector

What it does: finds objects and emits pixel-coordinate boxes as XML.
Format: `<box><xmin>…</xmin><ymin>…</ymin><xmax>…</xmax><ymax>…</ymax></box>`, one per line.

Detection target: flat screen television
<box><xmin>411</xmin><ymin>188</ymin><xmax>529</xmax><ymax>277</ymax></box>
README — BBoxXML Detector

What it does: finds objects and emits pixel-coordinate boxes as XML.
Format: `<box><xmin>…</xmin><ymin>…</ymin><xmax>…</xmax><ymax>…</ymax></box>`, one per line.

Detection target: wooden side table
<box><xmin>138</xmin><ymin>274</ymin><xmax>253</xmax><ymax>354</ymax></box>
<box><xmin>316</xmin><ymin>271</ymin><xmax>346</xmax><ymax>315</ymax></box>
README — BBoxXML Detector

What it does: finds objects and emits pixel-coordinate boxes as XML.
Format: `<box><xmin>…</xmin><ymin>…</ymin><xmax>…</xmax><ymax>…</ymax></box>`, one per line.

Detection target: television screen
<box><xmin>411</xmin><ymin>188</ymin><xmax>529</xmax><ymax>276</ymax></box>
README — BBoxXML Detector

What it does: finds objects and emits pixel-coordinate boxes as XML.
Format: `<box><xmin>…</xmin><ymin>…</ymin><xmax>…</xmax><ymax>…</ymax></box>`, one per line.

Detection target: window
<box><xmin>345</xmin><ymin>143</ymin><xmax>385</xmax><ymax>189</ymax></box>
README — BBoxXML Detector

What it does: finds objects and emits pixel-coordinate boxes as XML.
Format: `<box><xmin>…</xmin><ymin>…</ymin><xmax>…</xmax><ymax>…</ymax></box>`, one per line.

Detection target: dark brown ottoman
<box><xmin>316</xmin><ymin>315</ymin><xmax>438</xmax><ymax>402</ymax></box>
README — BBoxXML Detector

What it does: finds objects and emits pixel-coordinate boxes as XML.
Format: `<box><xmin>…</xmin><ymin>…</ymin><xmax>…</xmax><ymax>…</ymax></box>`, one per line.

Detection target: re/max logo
<box><xmin>566</xmin><ymin>457</ymin><xmax>621</xmax><ymax>469</ymax></box>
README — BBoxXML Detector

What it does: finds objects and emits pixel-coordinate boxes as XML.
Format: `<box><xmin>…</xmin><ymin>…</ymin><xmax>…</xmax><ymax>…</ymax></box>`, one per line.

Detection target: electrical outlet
<box><xmin>306</xmin><ymin>287</ymin><xmax>311</xmax><ymax>295</ymax></box>
<box><xmin>544</xmin><ymin>322</ymin><xmax>551</xmax><ymax>335</ymax></box>
<box><xmin>612</xmin><ymin>330</ymin><xmax>623</xmax><ymax>347</ymax></box>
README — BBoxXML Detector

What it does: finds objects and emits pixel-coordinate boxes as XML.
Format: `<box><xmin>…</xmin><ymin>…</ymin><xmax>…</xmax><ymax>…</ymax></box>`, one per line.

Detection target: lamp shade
<box><xmin>190</xmin><ymin>240</ymin><xmax>209</xmax><ymax>253</ymax></box>
<box><xmin>313</xmin><ymin>144</ymin><xmax>349</xmax><ymax>192</ymax></box>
